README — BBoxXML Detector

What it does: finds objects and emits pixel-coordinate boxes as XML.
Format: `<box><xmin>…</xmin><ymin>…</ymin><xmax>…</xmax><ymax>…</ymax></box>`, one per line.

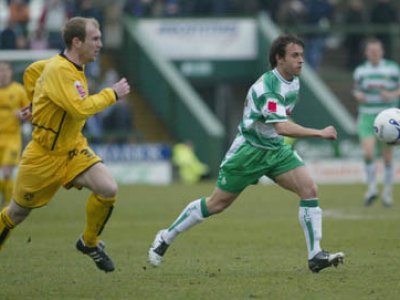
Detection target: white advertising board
<box><xmin>137</xmin><ymin>18</ymin><xmax>257</xmax><ymax>60</ymax></box>
<box><xmin>92</xmin><ymin>144</ymin><xmax>172</xmax><ymax>185</ymax></box>
<box><xmin>259</xmin><ymin>159</ymin><xmax>400</xmax><ymax>185</ymax></box>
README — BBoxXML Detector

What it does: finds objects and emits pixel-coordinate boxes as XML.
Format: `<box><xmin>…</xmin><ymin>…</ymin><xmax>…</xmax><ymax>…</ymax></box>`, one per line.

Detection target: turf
<box><xmin>0</xmin><ymin>182</ymin><xmax>399</xmax><ymax>299</ymax></box>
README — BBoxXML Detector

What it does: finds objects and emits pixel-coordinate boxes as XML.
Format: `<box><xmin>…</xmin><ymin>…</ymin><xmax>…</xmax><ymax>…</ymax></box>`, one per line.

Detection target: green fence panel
<box><xmin>120</xmin><ymin>17</ymin><xmax>225</xmax><ymax>176</ymax></box>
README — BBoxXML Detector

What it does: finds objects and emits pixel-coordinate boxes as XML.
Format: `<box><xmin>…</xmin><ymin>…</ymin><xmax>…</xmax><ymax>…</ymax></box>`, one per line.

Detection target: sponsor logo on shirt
<box><xmin>74</xmin><ymin>81</ymin><xmax>87</xmax><ymax>99</ymax></box>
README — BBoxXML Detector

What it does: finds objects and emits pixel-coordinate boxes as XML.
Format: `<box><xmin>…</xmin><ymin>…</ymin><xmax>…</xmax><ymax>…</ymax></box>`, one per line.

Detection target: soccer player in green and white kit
<box><xmin>149</xmin><ymin>34</ymin><xmax>344</xmax><ymax>273</ymax></box>
<box><xmin>353</xmin><ymin>37</ymin><xmax>400</xmax><ymax>207</ymax></box>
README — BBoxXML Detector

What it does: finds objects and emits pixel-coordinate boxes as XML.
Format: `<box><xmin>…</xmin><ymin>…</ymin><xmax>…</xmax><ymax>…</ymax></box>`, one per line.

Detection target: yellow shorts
<box><xmin>0</xmin><ymin>134</ymin><xmax>22</xmax><ymax>166</ymax></box>
<box><xmin>13</xmin><ymin>140</ymin><xmax>102</xmax><ymax>208</ymax></box>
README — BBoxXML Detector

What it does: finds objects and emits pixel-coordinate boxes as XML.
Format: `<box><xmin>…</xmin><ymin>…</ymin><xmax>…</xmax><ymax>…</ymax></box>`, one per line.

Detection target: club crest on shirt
<box><xmin>74</xmin><ymin>81</ymin><xmax>87</xmax><ymax>99</ymax></box>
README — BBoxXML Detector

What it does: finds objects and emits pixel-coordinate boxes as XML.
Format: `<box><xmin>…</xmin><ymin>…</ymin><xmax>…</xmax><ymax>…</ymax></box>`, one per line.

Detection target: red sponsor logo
<box><xmin>74</xmin><ymin>81</ymin><xmax>87</xmax><ymax>99</ymax></box>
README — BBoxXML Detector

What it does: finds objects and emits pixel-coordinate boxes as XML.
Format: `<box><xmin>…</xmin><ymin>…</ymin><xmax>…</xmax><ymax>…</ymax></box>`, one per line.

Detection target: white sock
<box><xmin>383</xmin><ymin>164</ymin><xmax>393</xmax><ymax>193</ymax></box>
<box><xmin>365</xmin><ymin>161</ymin><xmax>377</xmax><ymax>193</ymax></box>
<box><xmin>299</xmin><ymin>199</ymin><xmax>322</xmax><ymax>260</ymax></box>
<box><xmin>162</xmin><ymin>198</ymin><xmax>210</xmax><ymax>244</ymax></box>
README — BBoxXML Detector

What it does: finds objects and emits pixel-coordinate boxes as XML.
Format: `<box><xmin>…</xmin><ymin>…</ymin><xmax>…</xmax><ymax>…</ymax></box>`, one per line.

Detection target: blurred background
<box><xmin>1</xmin><ymin>0</ymin><xmax>400</xmax><ymax>185</ymax></box>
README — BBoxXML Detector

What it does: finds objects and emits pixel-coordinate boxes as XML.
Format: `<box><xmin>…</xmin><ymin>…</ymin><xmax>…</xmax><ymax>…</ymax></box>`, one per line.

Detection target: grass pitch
<box><xmin>0</xmin><ymin>182</ymin><xmax>399</xmax><ymax>299</ymax></box>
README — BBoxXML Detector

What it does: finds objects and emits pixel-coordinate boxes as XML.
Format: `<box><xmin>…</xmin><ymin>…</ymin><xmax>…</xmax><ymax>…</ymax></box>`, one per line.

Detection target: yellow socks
<box><xmin>0</xmin><ymin>179</ymin><xmax>3</xmax><ymax>206</ymax></box>
<box><xmin>0</xmin><ymin>207</ymin><xmax>15</xmax><ymax>251</ymax></box>
<box><xmin>83</xmin><ymin>193</ymin><xmax>115</xmax><ymax>247</ymax></box>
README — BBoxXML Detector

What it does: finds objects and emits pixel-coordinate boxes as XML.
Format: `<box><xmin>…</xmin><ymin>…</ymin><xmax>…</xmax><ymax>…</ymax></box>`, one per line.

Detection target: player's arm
<box><xmin>20</xmin><ymin>59</ymin><xmax>48</xmax><ymax>121</ymax></box>
<box><xmin>258</xmin><ymin>92</ymin><xmax>336</xmax><ymax>140</ymax></box>
<box><xmin>23</xmin><ymin>59</ymin><xmax>48</xmax><ymax>102</ymax></box>
<box><xmin>18</xmin><ymin>103</ymin><xmax>32</xmax><ymax>121</ymax></box>
<box><xmin>353</xmin><ymin>90</ymin><xmax>366</xmax><ymax>103</ymax></box>
<box><xmin>46</xmin><ymin>66</ymin><xmax>127</xmax><ymax>120</ymax></box>
<box><xmin>11</xmin><ymin>84</ymin><xmax>32</xmax><ymax>121</ymax></box>
<box><xmin>352</xmin><ymin>69</ymin><xmax>366</xmax><ymax>103</ymax></box>
<box><xmin>381</xmin><ymin>72</ymin><xmax>400</xmax><ymax>101</ymax></box>
<box><xmin>352</xmin><ymin>82</ymin><xmax>367</xmax><ymax>103</ymax></box>
<box><xmin>383</xmin><ymin>64</ymin><xmax>400</xmax><ymax>100</ymax></box>
<box><xmin>381</xmin><ymin>89</ymin><xmax>400</xmax><ymax>101</ymax></box>
<box><xmin>273</xmin><ymin>120</ymin><xmax>337</xmax><ymax>140</ymax></box>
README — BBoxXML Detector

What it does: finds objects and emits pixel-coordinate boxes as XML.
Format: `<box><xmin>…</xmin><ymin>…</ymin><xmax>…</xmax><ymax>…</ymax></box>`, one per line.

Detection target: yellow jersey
<box><xmin>30</xmin><ymin>54</ymin><xmax>116</xmax><ymax>153</ymax></box>
<box><xmin>0</xmin><ymin>81</ymin><xmax>29</xmax><ymax>137</ymax></box>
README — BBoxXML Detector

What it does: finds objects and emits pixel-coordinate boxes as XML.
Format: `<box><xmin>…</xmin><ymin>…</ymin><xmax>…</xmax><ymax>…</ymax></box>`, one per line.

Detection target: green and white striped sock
<box><xmin>162</xmin><ymin>197</ymin><xmax>210</xmax><ymax>244</ymax></box>
<box><xmin>299</xmin><ymin>199</ymin><xmax>322</xmax><ymax>260</ymax></box>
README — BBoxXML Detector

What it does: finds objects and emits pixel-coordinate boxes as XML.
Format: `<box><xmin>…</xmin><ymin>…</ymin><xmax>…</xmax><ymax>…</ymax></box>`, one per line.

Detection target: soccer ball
<box><xmin>373</xmin><ymin>108</ymin><xmax>400</xmax><ymax>143</ymax></box>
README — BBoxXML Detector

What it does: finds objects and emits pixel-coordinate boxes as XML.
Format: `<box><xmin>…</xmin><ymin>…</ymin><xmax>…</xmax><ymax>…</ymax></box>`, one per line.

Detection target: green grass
<box><xmin>1</xmin><ymin>182</ymin><xmax>400</xmax><ymax>299</ymax></box>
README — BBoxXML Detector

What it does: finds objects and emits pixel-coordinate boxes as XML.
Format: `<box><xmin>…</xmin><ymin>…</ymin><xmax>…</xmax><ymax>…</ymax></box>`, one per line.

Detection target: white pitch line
<box><xmin>324</xmin><ymin>209</ymin><xmax>399</xmax><ymax>220</ymax></box>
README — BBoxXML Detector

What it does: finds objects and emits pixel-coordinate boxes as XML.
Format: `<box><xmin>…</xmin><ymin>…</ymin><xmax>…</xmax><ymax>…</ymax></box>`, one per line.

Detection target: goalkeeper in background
<box><xmin>0</xmin><ymin>17</ymin><xmax>130</xmax><ymax>272</ymax></box>
<box><xmin>0</xmin><ymin>61</ymin><xmax>29</xmax><ymax>208</ymax></box>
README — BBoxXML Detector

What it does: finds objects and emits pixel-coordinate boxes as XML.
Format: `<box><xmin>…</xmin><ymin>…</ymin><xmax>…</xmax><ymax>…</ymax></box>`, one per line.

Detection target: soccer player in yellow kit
<box><xmin>0</xmin><ymin>61</ymin><xmax>29</xmax><ymax>207</ymax></box>
<box><xmin>0</xmin><ymin>17</ymin><xmax>130</xmax><ymax>272</ymax></box>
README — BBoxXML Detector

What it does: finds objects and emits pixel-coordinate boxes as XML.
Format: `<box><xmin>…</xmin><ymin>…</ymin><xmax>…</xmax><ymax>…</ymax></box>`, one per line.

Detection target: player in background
<box><xmin>353</xmin><ymin>37</ymin><xmax>400</xmax><ymax>207</ymax></box>
<box><xmin>0</xmin><ymin>61</ymin><xmax>30</xmax><ymax>208</ymax></box>
<box><xmin>149</xmin><ymin>34</ymin><xmax>344</xmax><ymax>273</ymax></box>
<box><xmin>0</xmin><ymin>17</ymin><xmax>130</xmax><ymax>272</ymax></box>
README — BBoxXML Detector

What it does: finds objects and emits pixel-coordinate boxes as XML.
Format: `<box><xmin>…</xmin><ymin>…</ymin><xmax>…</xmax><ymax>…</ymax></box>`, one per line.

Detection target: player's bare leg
<box><xmin>0</xmin><ymin>199</ymin><xmax>31</xmax><ymax>251</ymax></box>
<box><xmin>148</xmin><ymin>188</ymin><xmax>239</xmax><ymax>267</ymax></box>
<box><xmin>276</xmin><ymin>166</ymin><xmax>344</xmax><ymax>272</ymax></box>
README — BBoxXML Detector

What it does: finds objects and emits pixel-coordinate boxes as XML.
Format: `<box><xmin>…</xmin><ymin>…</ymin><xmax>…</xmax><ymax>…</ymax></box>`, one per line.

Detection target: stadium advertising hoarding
<box><xmin>136</xmin><ymin>18</ymin><xmax>257</xmax><ymax>80</ymax></box>
<box><xmin>136</xmin><ymin>18</ymin><xmax>257</xmax><ymax>60</ymax></box>
<box><xmin>91</xmin><ymin>144</ymin><xmax>172</xmax><ymax>185</ymax></box>
<box><xmin>258</xmin><ymin>159</ymin><xmax>400</xmax><ymax>185</ymax></box>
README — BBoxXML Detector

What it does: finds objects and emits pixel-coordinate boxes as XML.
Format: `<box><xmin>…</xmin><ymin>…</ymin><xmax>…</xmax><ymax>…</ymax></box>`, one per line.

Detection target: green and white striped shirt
<box><xmin>353</xmin><ymin>59</ymin><xmax>400</xmax><ymax>114</ymax></box>
<box><xmin>238</xmin><ymin>68</ymin><xmax>300</xmax><ymax>150</ymax></box>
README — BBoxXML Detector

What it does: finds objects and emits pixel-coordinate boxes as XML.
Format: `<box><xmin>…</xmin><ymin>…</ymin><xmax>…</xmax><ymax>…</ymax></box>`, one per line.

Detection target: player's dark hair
<box><xmin>62</xmin><ymin>17</ymin><xmax>99</xmax><ymax>50</ymax></box>
<box><xmin>269</xmin><ymin>34</ymin><xmax>304</xmax><ymax>69</ymax></box>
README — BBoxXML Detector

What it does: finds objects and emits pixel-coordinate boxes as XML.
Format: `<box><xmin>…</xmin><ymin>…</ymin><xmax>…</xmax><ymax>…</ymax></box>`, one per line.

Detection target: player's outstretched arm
<box><xmin>274</xmin><ymin>121</ymin><xmax>337</xmax><ymax>140</ymax></box>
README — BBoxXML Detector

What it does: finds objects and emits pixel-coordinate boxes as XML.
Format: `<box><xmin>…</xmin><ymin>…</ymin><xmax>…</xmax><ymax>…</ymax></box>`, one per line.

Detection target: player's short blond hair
<box><xmin>62</xmin><ymin>17</ymin><xmax>99</xmax><ymax>50</ymax></box>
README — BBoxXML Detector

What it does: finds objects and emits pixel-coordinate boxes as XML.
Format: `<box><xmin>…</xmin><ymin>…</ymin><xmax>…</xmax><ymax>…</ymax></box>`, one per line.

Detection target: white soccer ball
<box><xmin>373</xmin><ymin>108</ymin><xmax>400</xmax><ymax>143</ymax></box>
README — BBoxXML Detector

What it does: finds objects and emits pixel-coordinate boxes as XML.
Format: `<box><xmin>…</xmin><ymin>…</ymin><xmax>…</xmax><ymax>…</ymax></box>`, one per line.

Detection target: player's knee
<box><xmin>6</xmin><ymin>202</ymin><xmax>31</xmax><ymax>225</ymax></box>
<box><xmin>102</xmin><ymin>182</ymin><xmax>118</xmax><ymax>198</ymax></box>
<box><xmin>99</xmin><ymin>180</ymin><xmax>118</xmax><ymax>199</ymax></box>
<box><xmin>209</xmin><ymin>204</ymin><xmax>223</xmax><ymax>214</ymax></box>
<box><xmin>206</xmin><ymin>196</ymin><xmax>233</xmax><ymax>214</ymax></box>
<box><xmin>308</xmin><ymin>182</ymin><xmax>318</xmax><ymax>198</ymax></box>
<box><xmin>300</xmin><ymin>182</ymin><xmax>318</xmax><ymax>199</ymax></box>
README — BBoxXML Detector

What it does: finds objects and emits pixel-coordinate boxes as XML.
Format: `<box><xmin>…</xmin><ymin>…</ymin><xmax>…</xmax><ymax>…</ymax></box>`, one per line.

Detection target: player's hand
<box><xmin>381</xmin><ymin>90</ymin><xmax>398</xmax><ymax>101</ymax></box>
<box><xmin>354</xmin><ymin>91</ymin><xmax>366</xmax><ymax>103</ymax></box>
<box><xmin>113</xmin><ymin>78</ymin><xmax>131</xmax><ymax>99</ymax></box>
<box><xmin>19</xmin><ymin>104</ymin><xmax>32</xmax><ymax>121</ymax></box>
<box><xmin>320</xmin><ymin>126</ymin><xmax>337</xmax><ymax>140</ymax></box>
